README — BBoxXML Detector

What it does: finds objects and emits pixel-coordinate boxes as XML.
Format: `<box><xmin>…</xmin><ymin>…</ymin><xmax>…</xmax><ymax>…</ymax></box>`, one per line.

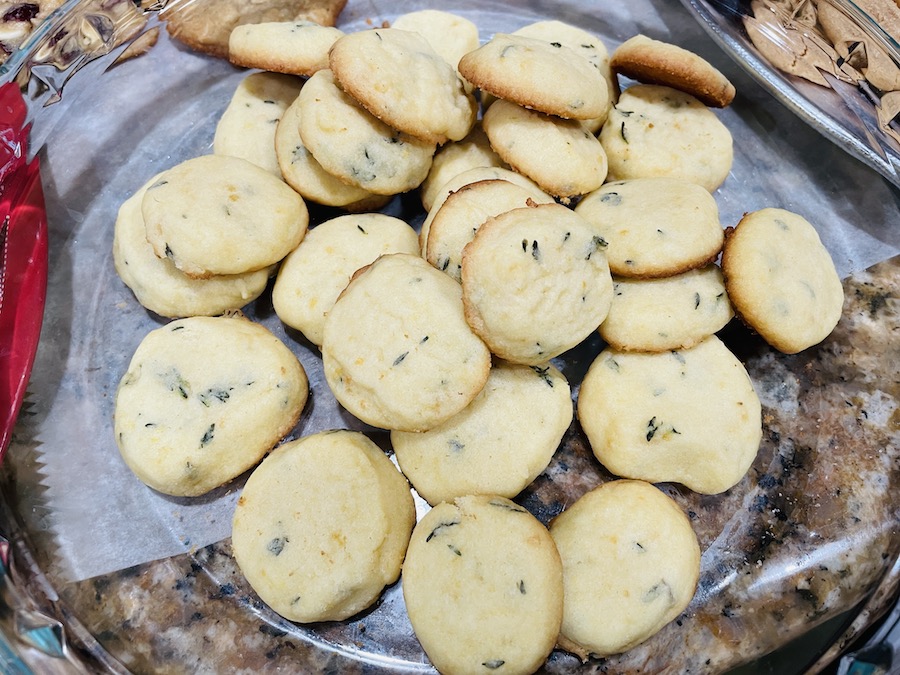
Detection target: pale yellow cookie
<box><xmin>461</xmin><ymin>202</ymin><xmax>614</xmax><ymax>365</ymax></box>
<box><xmin>390</xmin><ymin>10</ymin><xmax>479</xmax><ymax>74</ymax></box>
<box><xmin>272</xmin><ymin>213</ymin><xmax>420</xmax><ymax>346</ymax></box>
<box><xmin>482</xmin><ymin>98</ymin><xmax>608</xmax><ymax>200</ymax></box>
<box><xmin>114</xmin><ymin>316</ymin><xmax>308</xmax><ymax>497</ymax></box>
<box><xmin>577</xmin><ymin>335</ymin><xmax>762</xmax><ymax>494</ymax></box>
<box><xmin>402</xmin><ymin>495</ymin><xmax>563</xmax><ymax>675</ymax></box>
<box><xmin>574</xmin><ymin>177</ymin><xmax>724</xmax><ymax>278</ymax></box>
<box><xmin>114</xmin><ymin>175</ymin><xmax>271</xmax><ymax>318</ymax></box>
<box><xmin>322</xmin><ymin>253</ymin><xmax>491</xmax><ymax>432</ymax></box>
<box><xmin>600</xmin><ymin>265</ymin><xmax>734</xmax><ymax>352</ymax></box>
<box><xmin>721</xmin><ymin>208</ymin><xmax>844</xmax><ymax>354</ymax></box>
<box><xmin>391</xmin><ymin>360</ymin><xmax>572</xmax><ymax>505</ymax></box>
<box><xmin>550</xmin><ymin>479</ymin><xmax>700</xmax><ymax>659</ymax></box>
<box><xmin>227</xmin><ymin>20</ymin><xmax>343</xmax><ymax>76</ymax></box>
<box><xmin>213</xmin><ymin>71</ymin><xmax>303</xmax><ymax>176</ymax></box>
<box><xmin>232</xmin><ymin>430</ymin><xmax>415</xmax><ymax>623</ymax></box>
<box><xmin>599</xmin><ymin>84</ymin><xmax>733</xmax><ymax>192</ymax></box>
<box><xmin>142</xmin><ymin>154</ymin><xmax>308</xmax><ymax>278</ymax></box>
<box><xmin>425</xmin><ymin>179</ymin><xmax>555</xmax><ymax>282</ymax></box>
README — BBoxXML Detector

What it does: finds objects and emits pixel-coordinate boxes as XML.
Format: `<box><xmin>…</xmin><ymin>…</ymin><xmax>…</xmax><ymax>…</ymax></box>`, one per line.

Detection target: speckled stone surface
<box><xmin>8</xmin><ymin>255</ymin><xmax>891</xmax><ymax>675</ymax></box>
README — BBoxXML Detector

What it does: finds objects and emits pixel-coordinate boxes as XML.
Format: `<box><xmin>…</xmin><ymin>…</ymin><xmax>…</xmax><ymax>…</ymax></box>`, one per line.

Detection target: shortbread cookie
<box><xmin>600</xmin><ymin>265</ymin><xmax>734</xmax><ymax>352</ymax></box>
<box><xmin>274</xmin><ymin>91</ymin><xmax>388</xmax><ymax>209</ymax></box>
<box><xmin>228</xmin><ymin>20</ymin><xmax>343</xmax><ymax>76</ymax></box>
<box><xmin>419</xmin><ymin>122</ymin><xmax>506</xmax><ymax>212</ymax></box>
<box><xmin>390</xmin><ymin>9</ymin><xmax>479</xmax><ymax>74</ymax></box>
<box><xmin>232</xmin><ymin>430</ymin><xmax>415</xmax><ymax>623</ymax></box>
<box><xmin>162</xmin><ymin>0</ymin><xmax>347</xmax><ymax>59</ymax></box>
<box><xmin>577</xmin><ymin>335</ymin><xmax>762</xmax><ymax>494</ymax></box>
<box><xmin>459</xmin><ymin>33</ymin><xmax>608</xmax><ymax>120</ymax></box>
<box><xmin>419</xmin><ymin>165</ymin><xmax>550</xmax><ymax>252</ymax></box>
<box><xmin>574</xmin><ymin>177</ymin><xmax>724</xmax><ymax>278</ymax></box>
<box><xmin>114</xmin><ymin>175</ymin><xmax>271</xmax><ymax>318</ymax></box>
<box><xmin>272</xmin><ymin>213</ymin><xmax>420</xmax><ymax>346</ymax></box>
<box><xmin>550</xmin><ymin>480</ymin><xmax>700</xmax><ymax>659</ymax></box>
<box><xmin>114</xmin><ymin>316</ymin><xmax>308</xmax><ymax>497</ymax></box>
<box><xmin>610</xmin><ymin>34</ymin><xmax>736</xmax><ymax>108</ymax></box>
<box><xmin>599</xmin><ymin>84</ymin><xmax>733</xmax><ymax>192</ymax></box>
<box><xmin>461</xmin><ymin>203</ymin><xmax>614</xmax><ymax>365</ymax></box>
<box><xmin>425</xmin><ymin>179</ymin><xmax>555</xmax><ymax>282</ymax></box>
<box><xmin>482</xmin><ymin>98</ymin><xmax>608</xmax><ymax>200</ymax></box>
<box><xmin>142</xmin><ymin>154</ymin><xmax>308</xmax><ymax>278</ymax></box>
<box><xmin>512</xmin><ymin>20</ymin><xmax>618</xmax><ymax>131</ymax></box>
<box><xmin>297</xmin><ymin>69</ymin><xmax>436</xmax><ymax>196</ymax></box>
<box><xmin>329</xmin><ymin>28</ymin><xmax>477</xmax><ymax>144</ymax></box>
<box><xmin>322</xmin><ymin>253</ymin><xmax>491</xmax><ymax>432</ymax></box>
<box><xmin>403</xmin><ymin>495</ymin><xmax>563</xmax><ymax>675</ymax></box>
<box><xmin>721</xmin><ymin>208</ymin><xmax>844</xmax><ymax>354</ymax></box>
<box><xmin>213</xmin><ymin>71</ymin><xmax>303</xmax><ymax>176</ymax></box>
<box><xmin>391</xmin><ymin>360</ymin><xmax>572</xmax><ymax>505</ymax></box>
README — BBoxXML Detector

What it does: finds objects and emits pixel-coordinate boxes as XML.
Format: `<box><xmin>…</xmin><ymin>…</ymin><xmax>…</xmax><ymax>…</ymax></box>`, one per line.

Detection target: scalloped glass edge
<box><xmin>681</xmin><ymin>0</ymin><xmax>900</xmax><ymax>189</ymax></box>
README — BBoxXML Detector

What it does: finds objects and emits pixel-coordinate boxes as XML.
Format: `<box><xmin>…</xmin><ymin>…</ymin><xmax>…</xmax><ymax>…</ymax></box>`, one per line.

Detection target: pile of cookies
<box><xmin>111</xmin><ymin>9</ymin><xmax>845</xmax><ymax>674</ymax></box>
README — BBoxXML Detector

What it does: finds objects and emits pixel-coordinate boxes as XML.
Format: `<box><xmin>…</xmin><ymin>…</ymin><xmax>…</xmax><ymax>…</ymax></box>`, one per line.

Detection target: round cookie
<box><xmin>482</xmin><ymin>98</ymin><xmax>608</xmax><ymax>200</ymax></box>
<box><xmin>574</xmin><ymin>177</ymin><xmax>724</xmax><ymax>278</ymax></box>
<box><xmin>600</xmin><ymin>265</ymin><xmax>734</xmax><ymax>352</ymax></box>
<box><xmin>232</xmin><ymin>430</ymin><xmax>416</xmax><ymax>623</ymax></box>
<box><xmin>721</xmin><ymin>207</ymin><xmax>844</xmax><ymax>354</ymax></box>
<box><xmin>227</xmin><ymin>20</ymin><xmax>344</xmax><ymax>76</ymax></box>
<box><xmin>549</xmin><ymin>479</ymin><xmax>701</xmax><ymax>659</ymax></box>
<box><xmin>213</xmin><ymin>71</ymin><xmax>303</xmax><ymax>176</ymax></box>
<box><xmin>598</xmin><ymin>84</ymin><xmax>733</xmax><ymax>192</ymax></box>
<box><xmin>459</xmin><ymin>33</ymin><xmax>608</xmax><ymax>120</ymax></box>
<box><xmin>610</xmin><ymin>34</ymin><xmax>736</xmax><ymax>108</ymax></box>
<box><xmin>274</xmin><ymin>91</ymin><xmax>389</xmax><ymax>209</ymax></box>
<box><xmin>329</xmin><ymin>28</ymin><xmax>477</xmax><ymax>144</ymax></box>
<box><xmin>141</xmin><ymin>154</ymin><xmax>308</xmax><ymax>278</ymax></box>
<box><xmin>322</xmin><ymin>253</ymin><xmax>491</xmax><ymax>432</ymax></box>
<box><xmin>391</xmin><ymin>360</ymin><xmax>572</xmax><ymax>505</ymax></box>
<box><xmin>511</xmin><ymin>20</ymin><xmax>618</xmax><ymax>131</ymax></box>
<box><xmin>272</xmin><ymin>213</ymin><xmax>420</xmax><ymax>346</ymax></box>
<box><xmin>577</xmin><ymin>335</ymin><xmax>762</xmax><ymax>494</ymax></box>
<box><xmin>113</xmin><ymin>316</ymin><xmax>308</xmax><ymax>497</ymax></box>
<box><xmin>114</xmin><ymin>175</ymin><xmax>271</xmax><ymax>318</ymax></box>
<box><xmin>402</xmin><ymin>495</ymin><xmax>564</xmax><ymax>675</ymax></box>
<box><xmin>419</xmin><ymin>122</ymin><xmax>506</xmax><ymax>212</ymax></box>
<box><xmin>461</xmin><ymin>202</ymin><xmax>614</xmax><ymax>365</ymax></box>
<box><xmin>425</xmin><ymin>179</ymin><xmax>555</xmax><ymax>282</ymax></box>
<box><xmin>390</xmin><ymin>10</ymin><xmax>479</xmax><ymax>74</ymax></box>
<box><xmin>297</xmin><ymin>69</ymin><xmax>436</xmax><ymax>196</ymax></box>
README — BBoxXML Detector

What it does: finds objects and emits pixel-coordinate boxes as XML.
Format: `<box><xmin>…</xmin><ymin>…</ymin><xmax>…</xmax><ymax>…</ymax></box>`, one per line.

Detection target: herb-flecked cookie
<box><xmin>391</xmin><ymin>360</ymin><xmax>572</xmax><ymax>505</ymax></box>
<box><xmin>322</xmin><ymin>253</ymin><xmax>491</xmax><ymax>432</ymax></box>
<box><xmin>425</xmin><ymin>179</ymin><xmax>555</xmax><ymax>282</ymax></box>
<box><xmin>114</xmin><ymin>175</ymin><xmax>271</xmax><ymax>318</ymax></box>
<box><xmin>141</xmin><ymin>154</ymin><xmax>308</xmax><ymax>278</ymax></box>
<box><xmin>274</xmin><ymin>91</ymin><xmax>389</xmax><ymax>209</ymax></box>
<box><xmin>459</xmin><ymin>33</ymin><xmax>608</xmax><ymax>121</ymax></box>
<box><xmin>610</xmin><ymin>34</ymin><xmax>736</xmax><ymax>108</ymax></box>
<box><xmin>402</xmin><ymin>495</ymin><xmax>564</xmax><ymax>675</ymax></box>
<box><xmin>329</xmin><ymin>28</ymin><xmax>477</xmax><ymax>144</ymax></box>
<box><xmin>599</xmin><ymin>84</ymin><xmax>733</xmax><ymax>192</ymax></box>
<box><xmin>482</xmin><ymin>98</ymin><xmax>608</xmax><ymax>200</ymax></box>
<box><xmin>297</xmin><ymin>69</ymin><xmax>436</xmax><ymax>196</ymax></box>
<box><xmin>600</xmin><ymin>265</ymin><xmax>734</xmax><ymax>352</ymax></box>
<box><xmin>577</xmin><ymin>335</ymin><xmax>762</xmax><ymax>494</ymax></box>
<box><xmin>721</xmin><ymin>207</ymin><xmax>844</xmax><ymax>354</ymax></box>
<box><xmin>113</xmin><ymin>316</ymin><xmax>308</xmax><ymax>497</ymax></box>
<box><xmin>213</xmin><ymin>71</ymin><xmax>303</xmax><ymax>176</ymax></box>
<box><xmin>227</xmin><ymin>20</ymin><xmax>343</xmax><ymax>76</ymax></box>
<box><xmin>272</xmin><ymin>213</ymin><xmax>420</xmax><ymax>346</ymax></box>
<box><xmin>461</xmin><ymin>202</ymin><xmax>614</xmax><ymax>365</ymax></box>
<box><xmin>390</xmin><ymin>10</ymin><xmax>479</xmax><ymax>78</ymax></box>
<box><xmin>232</xmin><ymin>430</ymin><xmax>415</xmax><ymax>623</ymax></box>
<box><xmin>550</xmin><ymin>479</ymin><xmax>700</xmax><ymax>659</ymax></box>
<box><xmin>574</xmin><ymin>177</ymin><xmax>724</xmax><ymax>278</ymax></box>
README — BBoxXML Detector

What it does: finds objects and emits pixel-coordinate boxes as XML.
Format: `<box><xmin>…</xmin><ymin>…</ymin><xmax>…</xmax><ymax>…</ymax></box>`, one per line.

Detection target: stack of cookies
<box><xmin>110</xmin><ymin>9</ymin><xmax>847</xmax><ymax>674</ymax></box>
